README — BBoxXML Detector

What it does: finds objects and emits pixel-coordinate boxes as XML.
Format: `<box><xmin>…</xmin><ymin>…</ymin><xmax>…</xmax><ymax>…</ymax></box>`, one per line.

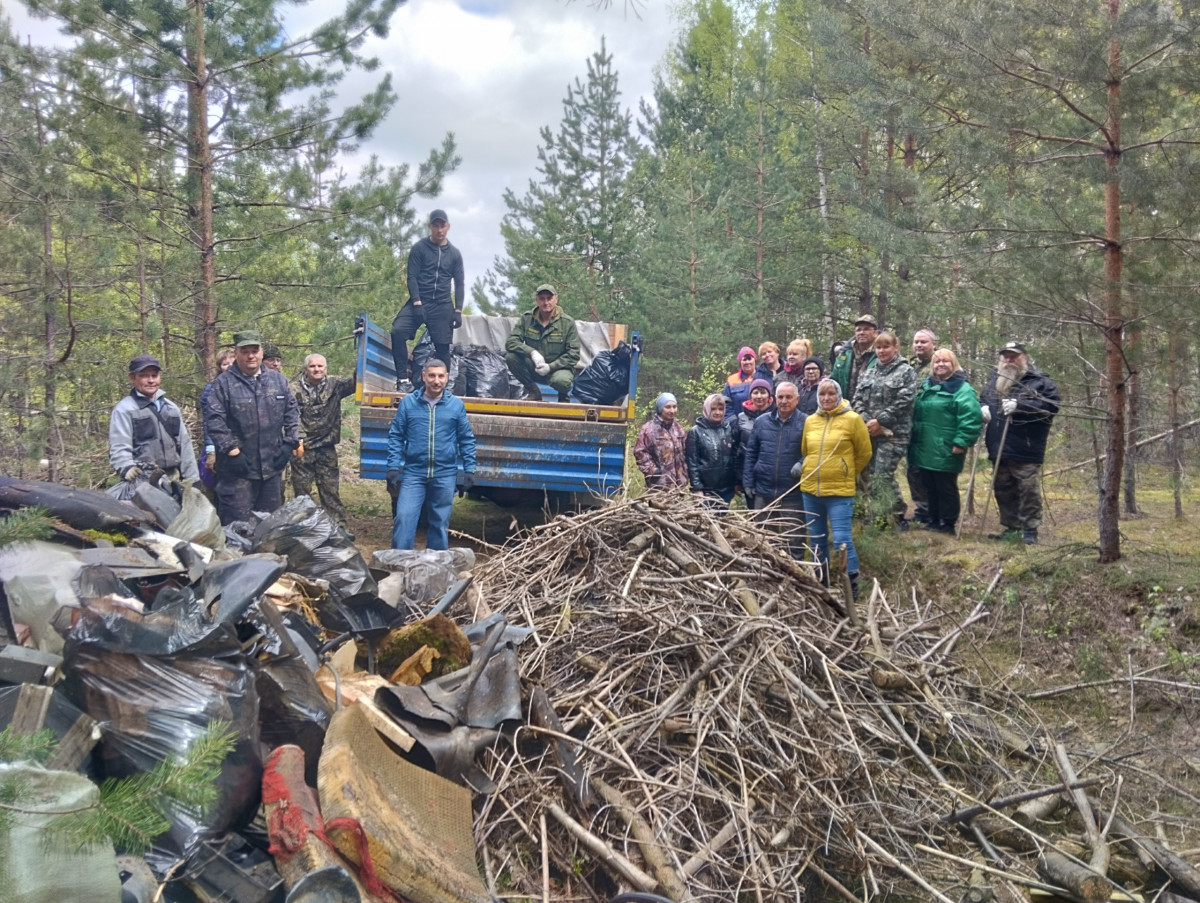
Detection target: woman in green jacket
<box><xmin>908</xmin><ymin>349</ymin><xmax>982</xmax><ymax>533</ymax></box>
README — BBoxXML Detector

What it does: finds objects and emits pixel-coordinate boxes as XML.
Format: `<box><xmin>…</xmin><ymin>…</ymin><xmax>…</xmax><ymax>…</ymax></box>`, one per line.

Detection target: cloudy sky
<box><xmin>313</xmin><ymin>0</ymin><xmax>682</xmax><ymax>300</ymax></box>
<box><xmin>4</xmin><ymin>0</ymin><xmax>681</xmax><ymax>302</ymax></box>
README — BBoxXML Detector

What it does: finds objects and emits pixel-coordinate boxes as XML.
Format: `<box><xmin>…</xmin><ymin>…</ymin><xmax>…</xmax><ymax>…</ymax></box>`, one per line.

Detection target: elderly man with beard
<box><xmin>979</xmin><ymin>341</ymin><xmax>1060</xmax><ymax>545</ymax></box>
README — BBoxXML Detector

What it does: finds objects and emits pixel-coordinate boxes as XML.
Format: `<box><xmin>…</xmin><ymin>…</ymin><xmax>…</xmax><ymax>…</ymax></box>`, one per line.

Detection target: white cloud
<box><xmin>338</xmin><ymin>0</ymin><xmax>680</xmax><ymax>300</ymax></box>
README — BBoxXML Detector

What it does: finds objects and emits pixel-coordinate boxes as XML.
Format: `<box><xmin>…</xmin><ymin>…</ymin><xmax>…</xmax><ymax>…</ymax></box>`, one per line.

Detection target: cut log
<box><xmin>1037</xmin><ymin>850</ymin><xmax>1110</xmax><ymax>903</ymax></box>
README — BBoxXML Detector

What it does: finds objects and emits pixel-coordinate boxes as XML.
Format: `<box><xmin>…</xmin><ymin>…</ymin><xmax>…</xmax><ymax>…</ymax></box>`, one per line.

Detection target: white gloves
<box><xmin>980</xmin><ymin>405</ymin><xmax>991</xmax><ymax>424</ymax></box>
<box><xmin>1002</xmin><ymin>398</ymin><xmax>1018</xmax><ymax>416</ymax></box>
<box><xmin>530</xmin><ymin>350</ymin><xmax>551</xmax><ymax>377</ymax></box>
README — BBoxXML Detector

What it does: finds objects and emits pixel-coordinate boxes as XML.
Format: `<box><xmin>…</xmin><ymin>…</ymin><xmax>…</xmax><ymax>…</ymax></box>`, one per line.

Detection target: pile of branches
<box><xmin>472</xmin><ymin>493</ymin><xmax>1200</xmax><ymax>903</ymax></box>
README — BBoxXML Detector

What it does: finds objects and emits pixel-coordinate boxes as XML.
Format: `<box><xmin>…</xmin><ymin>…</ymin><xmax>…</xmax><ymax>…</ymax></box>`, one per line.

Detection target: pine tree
<box><xmin>485</xmin><ymin>39</ymin><xmax>641</xmax><ymax>323</ymax></box>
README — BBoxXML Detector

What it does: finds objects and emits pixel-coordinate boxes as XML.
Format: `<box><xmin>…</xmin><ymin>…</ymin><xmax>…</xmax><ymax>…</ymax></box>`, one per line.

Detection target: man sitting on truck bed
<box><xmin>504</xmin><ymin>284</ymin><xmax>580</xmax><ymax>402</ymax></box>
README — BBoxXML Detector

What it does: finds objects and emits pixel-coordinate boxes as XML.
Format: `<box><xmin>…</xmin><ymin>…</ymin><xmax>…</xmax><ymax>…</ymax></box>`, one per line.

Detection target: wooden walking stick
<box><xmin>957</xmin><ymin>442</ymin><xmax>980</xmax><ymax>539</ymax></box>
<box><xmin>975</xmin><ymin>416</ymin><xmax>1010</xmax><ymax>541</ymax></box>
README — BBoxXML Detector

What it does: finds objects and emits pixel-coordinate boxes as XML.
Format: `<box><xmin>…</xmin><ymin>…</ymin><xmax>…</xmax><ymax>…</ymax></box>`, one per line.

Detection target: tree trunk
<box><xmin>187</xmin><ymin>0</ymin><xmax>217</xmax><ymax>378</ymax></box>
<box><xmin>1122</xmin><ymin>292</ymin><xmax>1140</xmax><ymax>515</ymax></box>
<box><xmin>1168</xmin><ymin>328</ymin><xmax>1182</xmax><ymax>518</ymax></box>
<box><xmin>1097</xmin><ymin>0</ymin><xmax>1124</xmax><ymax>564</ymax></box>
<box><xmin>35</xmin><ymin>96</ymin><xmax>59</xmax><ymax>483</ymax></box>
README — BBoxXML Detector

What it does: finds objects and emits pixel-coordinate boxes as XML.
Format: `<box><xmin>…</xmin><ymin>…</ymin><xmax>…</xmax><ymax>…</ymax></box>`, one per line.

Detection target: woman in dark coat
<box><xmin>735</xmin><ymin>378</ymin><xmax>774</xmax><ymax>505</ymax></box>
<box><xmin>685</xmin><ymin>394</ymin><xmax>740</xmax><ymax>507</ymax></box>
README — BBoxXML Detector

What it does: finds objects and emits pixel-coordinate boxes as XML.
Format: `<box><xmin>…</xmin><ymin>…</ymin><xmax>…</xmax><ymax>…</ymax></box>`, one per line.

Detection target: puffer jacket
<box><xmin>742</xmin><ymin>408</ymin><xmax>806</xmax><ymax>501</ymax></box>
<box><xmin>736</xmin><ymin>403</ymin><xmax>772</xmax><ymax>480</ymax></box>
<box><xmin>798</xmin><ymin>400</ymin><xmax>872</xmax><ymax>497</ymax></box>
<box><xmin>685</xmin><ymin>416</ymin><xmax>739</xmax><ymax>494</ymax></box>
<box><xmin>851</xmin><ymin>355</ymin><xmax>918</xmax><ymax>438</ymax></box>
<box><xmin>909</xmin><ymin>371</ymin><xmax>982</xmax><ymax>474</ymax></box>
<box><xmin>980</xmin><ymin>366</ymin><xmax>1060</xmax><ymax>464</ymax></box>
<box><xmin>505</xmin><ymin>304</ymin><xmax>580</xmax><ymax>373</ymax></box>
<box><xmin>205</xmin><ymin>366</ymin><xmax>300</xmax><ymax>479</ymax></box>
<box><xmin>386</xmin><ymin>390</ymin><xmax>477</xmax><ymax>478</ymax></box>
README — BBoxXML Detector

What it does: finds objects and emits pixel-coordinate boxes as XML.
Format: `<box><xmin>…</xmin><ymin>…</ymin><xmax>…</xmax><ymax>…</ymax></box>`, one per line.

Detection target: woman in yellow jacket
<box><xmin>793</xmin><ymin>378</ymin><xmax>873</xmax><ymax>596</ymax></box>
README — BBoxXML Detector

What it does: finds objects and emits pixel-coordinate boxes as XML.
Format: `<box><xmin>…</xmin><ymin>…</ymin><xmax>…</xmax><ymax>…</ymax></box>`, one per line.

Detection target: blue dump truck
<box><xmin>354</xmin><ymin>313</ymin><xmax>641</xmax><ymax>506</ymax></box>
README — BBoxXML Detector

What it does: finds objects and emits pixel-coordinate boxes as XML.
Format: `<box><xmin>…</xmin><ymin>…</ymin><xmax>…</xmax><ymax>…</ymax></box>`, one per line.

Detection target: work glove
<box><xmin>744</xmin><ymin>490</ymin><xmax>755</xmax><ymax>508</ymax></box>
<box><xmin>270</xmin><ymin>440</ymin><xmax>298</xmax><ymax>472</ymax></box>
<box><xmin>1001</xmin><ymin>397</ymin><xmax>1018</xmax><ymax>417</ymax></box>
<box><xmin>790</xmin><ymin>460</ymin><xmax>804</xmax><ymax>481</ymax></box>
<box><xmin>386</xmin><ymin>470</ymin><xmax>401</xmax><ymax>495</ymax></box>
<box><xmin>453</xmin><ymin>309</ymin><xmax>463</xmax><ymax>329</ymax></box>
<box><xmin>221</xmin><ymin>451</ymin><xmax>250</xmax><ymax>479</ymax></box>
<box><xmin>122</xmin><ymin>464</ymin><xmax>143</xmax><ymax>482</ymax></box>
<box><xmin>457</xmin><ymin>471</ymin><xmax>476</xmax><ymax>497</ymax></box>
<box><xmin>530</xmin><ymin>350</ymin><xmax>551</xmax><ymax>377</ymax></box>
<box><xmin>980</xmin><ymin>405</ymin><xmax>991</xmax><ymax>424</ymax></box>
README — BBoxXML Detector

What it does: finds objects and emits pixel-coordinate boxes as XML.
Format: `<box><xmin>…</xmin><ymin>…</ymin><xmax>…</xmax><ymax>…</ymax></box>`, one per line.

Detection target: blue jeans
<box><xmin>392</xmin><ymin>470</ymin><xmax>457</xmax><ymax>549</ymax></box>
<box><xmin>801</xmin><ymin>493</ymin><xmax>858</xmax><ymax>575</ymax></box>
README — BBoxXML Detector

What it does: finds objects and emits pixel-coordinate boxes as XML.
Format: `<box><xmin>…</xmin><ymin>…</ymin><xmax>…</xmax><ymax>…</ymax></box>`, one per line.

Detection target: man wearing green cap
<box><xmin>504</xmin><ymin>284</ymin><xmax>580</xmax><ymax>402</ymax></box>
<box><xmin>204</xmin><ymin>329</ymin><xmax>300</xmax><ymax>524</ymax></box>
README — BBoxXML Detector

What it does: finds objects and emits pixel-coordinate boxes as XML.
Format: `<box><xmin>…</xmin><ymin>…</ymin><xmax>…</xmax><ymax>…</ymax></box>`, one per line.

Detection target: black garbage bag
<box><xmin>59</xmin><ymin>587</ymin><xmax>262</xmax><ymax>869</ymax></box>
<box><xmin>572</xmin><ymin>342</ymin><xmax>632</xmax><ymax>405</ymax></box>
<box><xmin>460</xmin><ymin>345</ymin><xmax>518</xmax><ymax>399</ymax></box>
<box><xmin>250</xmin><ymin>496</ymin><xmax>376</xmax><ymax>602</ymax></box>
<box><xmin>412</xmin><ymin>332</ymin><xmax>464</xmax><ymax>394</ymax></box>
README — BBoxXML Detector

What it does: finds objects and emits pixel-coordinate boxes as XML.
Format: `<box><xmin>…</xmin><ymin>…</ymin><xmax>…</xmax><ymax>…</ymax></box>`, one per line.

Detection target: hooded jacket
<box><xmin>798</xmin><ymin>399</ymin><xmax>872</xmax><ymax>498</ymax></box>
<box><xmin>742</xmin><ymin>407</ymin><xmax>806</xmax><ymax>501</ymax></box>
<box><xmin>909</xmin><ymin>371</ymin><xmax>982</xmax><ymax>474</ymax></box>
<box><xmin>980</xmin><ymin>366</ymin><xmax>1060</xmax><ymax>465</ymax></box>
<box><xmin>685</xmin><ymin>415</ymin><xmax>739</xmax><ymax>494</ymax></box>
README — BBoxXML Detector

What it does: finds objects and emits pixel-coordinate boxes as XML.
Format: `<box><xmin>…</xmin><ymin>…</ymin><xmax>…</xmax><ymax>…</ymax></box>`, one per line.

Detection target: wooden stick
<box><xmin>857</xmin><ymin>832</ymin><xmax>956</xmax><ymax>903</ymax></box>
<box><xmin>1053</xmin><ymin>743</ymin><xmax>1108</xmax><ymax>878</ymax></box>
<box><xmin>681</xmin><ymin>808</ymin><xmax>748</xmax><ymax>878</ymax></box>
<box><xmin>540</xmin><ymin>811</ymin><xmax>550</xmax><ymax>903</ymax></box>
<box><xmin>1045</xmin><ymin>417</ymin><xmax>1200</xmax><ymax>475</ymax></box>
<box><xmin>546</xmin><ymin>802</ymin><xmax>657</xmax><ymax>892</ymax></box>
<box><xmin>941</xmin><ymin>780</ymin><xmax>1103</xmax><ymax>825</ymax></box>
<box><xmin>1100</xmin><ymin>807</ymin><xmax>1200</xmax><ymax>900</ymax></box>
<box><xmin>592</xmin><ymin>778</ymin><xmax>688</xmax><ymax>901</ymax></box>
<box><xmin>914</xmin><ymin>843</ymin><xmax>1074</xmax><ymax>896</ymax></box>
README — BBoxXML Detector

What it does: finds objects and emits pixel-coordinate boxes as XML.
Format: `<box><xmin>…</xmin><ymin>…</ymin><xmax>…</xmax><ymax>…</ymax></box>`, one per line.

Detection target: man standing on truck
<box><xmin>289</xmin><ymin>353</ymin><xmax>356</xmax><ymax>532</ymax></box>
<box><xmin>386</xmin><ymin>359</ymin><xmax>477</xmax><ymax>550</ymax></box>
<box><xmin>205</xmin><ymin>330</ymin><xmax>300</xmax><ymax>524</ymax></box>
<box><xmin>505</xmin><ymin>284</ymin><xmax>580</xmax><ymax>402</ymax></box>
<box><xmin>391</xmin><ymin>209</ymin><xmax>465</xmax><ymax>390</ymax></box>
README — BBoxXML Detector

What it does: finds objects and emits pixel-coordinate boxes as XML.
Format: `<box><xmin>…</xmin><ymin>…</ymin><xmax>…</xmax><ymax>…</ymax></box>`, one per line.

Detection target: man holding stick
<box><xmin>979</xmin><ymin>342</ymin><xmax>1060</xmax><ymax>545</ymax></box>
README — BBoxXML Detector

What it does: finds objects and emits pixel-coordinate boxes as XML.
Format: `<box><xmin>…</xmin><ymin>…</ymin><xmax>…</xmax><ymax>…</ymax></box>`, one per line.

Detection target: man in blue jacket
<box><xmin>386</xmin><ymin>359</ymin><xmax>477</xmax><ymax>550</ymax></box>
<box><xmin>742</xmin><ymin>381</ymin><xmax>807</xmax><ymax>559</ymax></box>
<box><xmin>390</xmin><ymin>209</ymin><xmax>466</xmax><ymax>389</ymax></box>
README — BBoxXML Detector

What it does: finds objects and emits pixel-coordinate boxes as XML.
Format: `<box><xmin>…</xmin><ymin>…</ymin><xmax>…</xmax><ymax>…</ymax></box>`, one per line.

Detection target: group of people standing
<box><xmin>634</xmin><ymin>315</ymin><xmax>1061</xmax><ymax>595</ymax></box>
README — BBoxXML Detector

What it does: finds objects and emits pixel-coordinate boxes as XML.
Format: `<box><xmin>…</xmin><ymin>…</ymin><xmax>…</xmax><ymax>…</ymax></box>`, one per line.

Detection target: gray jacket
<box><xmin>108</xmin><ymin>390</ymin><xmax>199</xmax><ymax>481</ymax></box>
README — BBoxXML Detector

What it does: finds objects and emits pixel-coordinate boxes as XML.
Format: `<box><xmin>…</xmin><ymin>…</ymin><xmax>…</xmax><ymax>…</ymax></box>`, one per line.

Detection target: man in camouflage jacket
<box><xmin>851</xmin><ymin>332</ymin><xmax>918</xmax><ymax>524</ymax></box>
<box><xmin>289</xmin><ymin>353</ymin><xmax>356</xmax><ymax>529</ymax></box>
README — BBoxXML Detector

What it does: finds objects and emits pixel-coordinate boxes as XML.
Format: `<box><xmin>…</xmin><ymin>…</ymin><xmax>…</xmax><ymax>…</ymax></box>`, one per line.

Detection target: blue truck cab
<box><xmin>354</xmin><ymin>313</ymin><xmax>641</xmax><ymax>506</ymax></box>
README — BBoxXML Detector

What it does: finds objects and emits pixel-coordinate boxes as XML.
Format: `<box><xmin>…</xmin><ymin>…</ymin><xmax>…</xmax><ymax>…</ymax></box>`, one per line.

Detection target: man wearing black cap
<box><xmin>830</xmin><ymin>313</ymin><xmax>879</xmax><ymax>402</ymax></box>
<box><xmin>204</xmin><ymin>329</ymin><xmax>300</xmax><ymax>524</ymax></box>
<box><xmin>109</xmin><ymin>354</ymin><xmax>199</xmax><ymax>484</ymax></box>
<box><xmin>263</xmin><ymin>344</ymin><xmax>283</xmax><ymax>372</ymax></box>
<box><xmin>390</xmin><ymin>209</ymin><xmax>465</xmax><ymax>389</ymax></box>
<box><xmin>979</xmin><ymin>341</ymin><xmax>1060</xmax><ymax>544</ymax></box>
<box><xmin>504</xmin><ymin>284</ymin><xmax>580</xmax><ymax>401</ymax></box>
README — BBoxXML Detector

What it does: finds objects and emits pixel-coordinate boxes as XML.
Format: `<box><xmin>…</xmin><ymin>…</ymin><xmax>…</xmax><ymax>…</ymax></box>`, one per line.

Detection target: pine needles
<box><xmin>0</xmin><ymin>507</ymin><xmax>54</xmax><ymax>547</ymax></box>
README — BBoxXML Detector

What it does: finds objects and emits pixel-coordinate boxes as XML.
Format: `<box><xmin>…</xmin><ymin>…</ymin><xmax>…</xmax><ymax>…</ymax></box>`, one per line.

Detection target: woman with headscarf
<box><xmin>722</xmin><ymin>346</ymin><xmax>758</xmax><ymax>412</ymax></box>
<box><xmin>685</xmin><ymin>394</ymin><xmax>740</xmax><ymax>507</ymax></box>
<box><xmin>909</xmin><ymin>348</ymin><xmax>982</xmax><ymax>534</ymax></box>
<box><xmin>793</xmin><ymin>378</ymin><xmax>873</xmax><ymax>597</ymax></box>
<box><xmin>634</xmin><ymin>392</ymin><xmax>688</xmax><ymax>490</ymax></box>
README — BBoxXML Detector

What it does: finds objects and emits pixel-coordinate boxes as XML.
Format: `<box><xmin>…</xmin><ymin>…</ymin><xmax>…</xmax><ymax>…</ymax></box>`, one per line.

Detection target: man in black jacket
<box><xmin>390</xmin><ymin>209</ymin><xmax>465</xmax><ymax>388</ymax></box>
<box><xmin>979</xmin><ymin>341</ymin><xmax>1060</xmax><ymax>545</ymax></box>
<box><xmin>205</xmin><ymin>330</ymin><xmax>300</xmax><ymax>524</ymax></box>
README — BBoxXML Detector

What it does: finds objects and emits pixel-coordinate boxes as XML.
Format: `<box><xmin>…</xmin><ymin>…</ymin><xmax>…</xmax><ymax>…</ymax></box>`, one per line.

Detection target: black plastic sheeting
<box><xmin>250</xmin><ymin>497</ymin><xmax>375</xmax><ymax>602</ymax></box>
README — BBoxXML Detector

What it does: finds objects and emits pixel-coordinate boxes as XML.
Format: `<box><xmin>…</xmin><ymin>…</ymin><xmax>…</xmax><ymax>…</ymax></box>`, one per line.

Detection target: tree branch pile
<box><xmin>471</xmin><ymin>494</ymin><xmax>1200</xmax><ymax>902</ymax></box>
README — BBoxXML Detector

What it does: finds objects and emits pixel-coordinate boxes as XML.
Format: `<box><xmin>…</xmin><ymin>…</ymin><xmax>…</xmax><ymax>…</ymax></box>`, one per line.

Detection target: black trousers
<box><xmin>922</xmin><ymin>469</ymin><xmax>961</xmax><ymax>527</ymax></box>
<box><xmin>391</xmin><ymin>301</ymin><xmax>454</xmax><ymax>383</ymax></box>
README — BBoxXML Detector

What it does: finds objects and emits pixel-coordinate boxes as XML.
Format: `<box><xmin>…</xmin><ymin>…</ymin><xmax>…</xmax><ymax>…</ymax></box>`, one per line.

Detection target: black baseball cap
<box><xmin>999</xmin><ymin>341</ymin><xmax>1027</xmax><ymax>355</ymax></box>
<box><xmin>128</xmin><ymin>354</ymin><xmax>161</xmax><ymax>373</ymax></box>
<box><xmin>429</xmin><ymin>209</ymin><xmax>449</xmax><ymax>224</ymax></box>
